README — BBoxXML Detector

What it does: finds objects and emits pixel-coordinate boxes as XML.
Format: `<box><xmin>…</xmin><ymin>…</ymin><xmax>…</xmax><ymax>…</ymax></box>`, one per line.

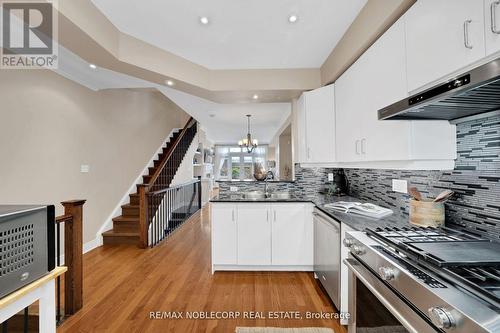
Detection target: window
<box><xmin>215</xmin><ymin>145</ymin><xmax>268</xmax><ymax>181</ymax></box>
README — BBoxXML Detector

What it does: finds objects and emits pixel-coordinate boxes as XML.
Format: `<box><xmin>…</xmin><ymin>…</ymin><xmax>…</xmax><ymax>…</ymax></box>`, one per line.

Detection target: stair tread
<box><xmin>121</xmin><ymin>204</ymin><xmax>139</xmax><ymax>208</ymax></box>
<box><xmin>102</xmin><ymin>230</ymin><xmax>139</xmax><ymax>237</ymax></box>
<box><xmin>113</xmin><ymin>215</ymin><xmax>139</xmax><ymax>222</ymax></box>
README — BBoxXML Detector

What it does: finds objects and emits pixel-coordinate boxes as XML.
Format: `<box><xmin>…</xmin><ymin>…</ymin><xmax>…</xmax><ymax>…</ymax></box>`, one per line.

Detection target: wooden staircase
<box><xmin>102</xmin><ymin>119</ymin><xmax>196</xmax><ymax>245</ymax></box>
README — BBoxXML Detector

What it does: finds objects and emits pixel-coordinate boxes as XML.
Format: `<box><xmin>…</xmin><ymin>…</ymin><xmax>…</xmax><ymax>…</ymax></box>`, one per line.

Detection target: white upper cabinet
<box><xmin>335</xmin><ymin>15</ymin><xmax>457</xmax><ymax>168</ymax></box>
<box><xmin>336</xmin><ymin>19</ymin><xmax>412</xmax><ymax>163</ymax></box>
<box><xmin>485</xmin><ymin>0</ymin><xmax>500</xmax><ymax>55</ymax></box>
<box><xmin>304</xmin><ymin>85</ymin><xmax>336</xmax><ymax>164</ymax></box>
<box><xmin>406</xmin><ymin>0</ymin><xmax>486</xmax><ymax>92</ymax></box>
<box><xmin>295</xmin><ymin>95</ymin><xmax>308</xmax><ymax>163</ymax></box>
<box><xmin>335</xmin><ymin>54</ymin><xmax>365</xmax><ymax>163</ymax></box>
<box><xmin>295</xmin><ymin>84</ymin><xmax>336</xmax><ymax>164</ymax></box>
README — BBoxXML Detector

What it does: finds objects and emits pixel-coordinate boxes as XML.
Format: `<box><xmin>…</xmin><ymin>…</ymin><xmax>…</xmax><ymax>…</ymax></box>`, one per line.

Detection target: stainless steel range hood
<box><xmin>379</xmin><ymin>57</ymin><xmax>500</xmax><ymax>121</ymax></box>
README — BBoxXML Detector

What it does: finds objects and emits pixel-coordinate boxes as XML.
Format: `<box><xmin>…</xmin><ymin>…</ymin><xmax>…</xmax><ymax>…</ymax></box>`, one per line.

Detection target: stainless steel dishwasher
<box><xmin>313</xmin><ymin>208</ymin><xmax>341</xmax><ymax>308</ymax></box>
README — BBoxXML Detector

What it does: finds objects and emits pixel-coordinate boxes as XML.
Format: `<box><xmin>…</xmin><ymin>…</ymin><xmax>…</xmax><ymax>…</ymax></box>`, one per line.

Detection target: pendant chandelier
<box><xmin>238</xmin><ymin>114</ymin><xmax>258</xmax><ymax>153</ymax></box>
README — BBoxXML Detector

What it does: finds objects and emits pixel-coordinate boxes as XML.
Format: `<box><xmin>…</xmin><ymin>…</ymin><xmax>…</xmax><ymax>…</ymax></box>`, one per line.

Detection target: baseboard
<box><xmin>212</xmin><ymin>265</ymin><xmax>313</xmax><ymax>273</ymax></box>
<box><xmin>83</xmin><ymin>236</ymin><xmax>102</xmax><ymax>254</ymax></box>
<box><xmin>58</xmin><ymin>235</ymin><xmax>103</xmax><ymax>265</ymax></box>
<box><xmin>96</xmin><ymin>128</ymin><xmax>180</xmax><ymax>240</ymax></box>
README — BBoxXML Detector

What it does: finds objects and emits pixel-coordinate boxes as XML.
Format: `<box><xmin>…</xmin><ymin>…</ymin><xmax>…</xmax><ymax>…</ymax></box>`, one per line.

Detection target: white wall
<box><xmin>0</xmin><ymin>70</ymin><xmax>189</xmax><ymax>244</ymax></box>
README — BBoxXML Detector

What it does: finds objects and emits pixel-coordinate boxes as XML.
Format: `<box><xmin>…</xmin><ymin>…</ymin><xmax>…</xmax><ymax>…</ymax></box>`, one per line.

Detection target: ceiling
<box><xmin>46</xmin><ymin>45</ymin><xmax>291</xmax><ymax>144</ymax></box>
<box><xmin>91</xmin><ymin>0</ymin><xmax>367</xmax><ymax>70</ymax></box>
<box><xmin>55</xmin><ymin>46</ymin><xmax>156</xmax><ymax>91</ymax></box>
<box><xmin>158</xmin><ymin>87</ymin><xmax>291</xmax><ymax>144</ymax></box>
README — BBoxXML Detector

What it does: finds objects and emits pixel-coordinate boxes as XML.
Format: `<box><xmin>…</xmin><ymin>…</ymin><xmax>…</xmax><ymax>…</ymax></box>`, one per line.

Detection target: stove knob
<box><xmin>343</xmin><ymin>238</ymin><xmax>354</xmax><ymax>248</ymax></box>
<box><xmin>428</xmin><ymin>307</ymin><xmax>456</xmax><ymax>329</ymax></box>
<box><xmin>350</xmin><ymin>244</ymin><xmax>365</xmax><ymax>255</ymax></box>
<box><xmin>378</xmin><ymin>266</ymin><xmax>396</xmax><ymax>281</ymax></box>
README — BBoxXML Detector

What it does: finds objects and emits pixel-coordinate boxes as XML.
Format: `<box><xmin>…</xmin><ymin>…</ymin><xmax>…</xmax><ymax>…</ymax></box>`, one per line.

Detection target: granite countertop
<box><xmin>211</xmin><ymin>193</ymin><xmax>412</xmax><ymax>231</ymax></box>
<box><xmin>211</xmin><ymin>193</ymin><xmax>309</xmax><ymax>203</ymax></box>
<box><xmin>313</xmin><ymin>195</ymin><xmax>412</xmax><ymax>232</ymax></box>
<box><xmin>216</xmin><ymin>180</ymin><xmax>296</xmax><ymax>183</ymax></box>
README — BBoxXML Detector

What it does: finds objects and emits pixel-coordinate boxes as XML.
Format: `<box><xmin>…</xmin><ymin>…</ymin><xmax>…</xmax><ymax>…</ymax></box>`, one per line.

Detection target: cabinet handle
<box><xmin>274</xmin><ymin>210</ymin><xmax>277</xmax><ymax>222</ymax></box>
<box><xmin>463</xmin><ymin>19</ymin><xmax>473</xmax><ymax>49</ymax></box>
<box><xmin>307</xmin><ymin>148</ymin><xmax>311</xmax><ymax>160</ymax></box>
<box><xmin>355</xmin><ymin>140</ymin><xmax>360</xmax><ymax>155</ymax></box>
<box><xmin>492</xmin><ymin>1</ymin><xmax>500</xmax><ymax>34</ymax></box>
<box><xmin>361</xmin><ymin>138</ymin><xmax>366</xmax><ymax>155</ymax></box>
<box><xmin>232</xmin><ymin>209</ymin><xmax>235</xmax><ymax>222</ymax></box>
<box><xmin>267</xmin><ymin>210</ymin><xmax>269</xmax><ymax>222</ymax></box>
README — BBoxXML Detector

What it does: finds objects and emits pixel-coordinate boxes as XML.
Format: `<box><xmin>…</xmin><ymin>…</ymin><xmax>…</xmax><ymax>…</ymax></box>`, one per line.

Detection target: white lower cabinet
<box><xmin>237</xmin><ymin>204</ymin><xmax>271</xmax><ymax>265</ymax></box>
<box><xmin>271</xmin><ymin>204</ymin><xmax>313</xmax><ymax>266</ymax></box>
<box><xmin>211</xmin><ymin>202</ymin><xmax>314</xmax><ymax>272</ymax></box>
<box><xmin>211</xmin><ymin>204</ymin><xmax>237</xmax><ymax>265</ymax></box>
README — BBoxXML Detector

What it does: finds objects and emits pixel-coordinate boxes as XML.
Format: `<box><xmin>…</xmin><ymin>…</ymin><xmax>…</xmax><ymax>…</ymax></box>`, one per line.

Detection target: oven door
<box><xmin>344</xmin><ymin>258</ymin><xmax>438</xmax><ymax>333</ymax></box>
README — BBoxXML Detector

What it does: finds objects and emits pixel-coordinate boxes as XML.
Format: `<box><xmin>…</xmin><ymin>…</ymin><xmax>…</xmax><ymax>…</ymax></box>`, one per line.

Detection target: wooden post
<box><xmin>138</xmin><ymin>185</ymin><xmax>149</xmax><ymax>249</ymax></box>
<box><xmin>60</xmin><ymin>199</ymin><xmax>86</xmax><ymax>315</ymax></box>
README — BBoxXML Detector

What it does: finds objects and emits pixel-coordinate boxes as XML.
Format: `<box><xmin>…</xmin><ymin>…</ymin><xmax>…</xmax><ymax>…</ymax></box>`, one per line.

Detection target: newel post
<box><xmin>61</xmin><ymin>199</ymin><xmax>86</xmax><ymax>315</ymax></box>
<box><xmin>138</xmin><ymin>184</ymin><xmax>149</xmax><ymax>249</ymax></box>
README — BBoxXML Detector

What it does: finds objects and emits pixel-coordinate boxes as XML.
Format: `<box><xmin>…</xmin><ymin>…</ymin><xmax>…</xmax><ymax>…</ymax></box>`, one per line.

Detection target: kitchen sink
<box><xmin>270</xmin><ymin>192</ymin><xmax>292</xmax><ymax>199</ymax></box>
<box><xmin>243</xmin><ymin>191</ymin><xmax>266</xmax><ymax>199</ymax></box>
<box><xmin>242</xmin><ymin>191</ymin><xmax>292</xmax><ymax>200</ymax></box>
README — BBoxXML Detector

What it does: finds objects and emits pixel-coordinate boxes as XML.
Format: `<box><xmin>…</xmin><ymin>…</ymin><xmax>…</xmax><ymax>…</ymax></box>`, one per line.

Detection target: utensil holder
<box><xmin>409</xmin><ymin>199</ymin><xmax>445</xmax><ymax>228</ymax></box>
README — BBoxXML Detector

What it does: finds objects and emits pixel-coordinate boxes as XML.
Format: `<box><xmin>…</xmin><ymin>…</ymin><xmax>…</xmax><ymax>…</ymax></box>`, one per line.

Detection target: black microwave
<box><xmin>0</xmin><ymin>205</ymin><xmax>55</xmax><ymax>298</ymax></box>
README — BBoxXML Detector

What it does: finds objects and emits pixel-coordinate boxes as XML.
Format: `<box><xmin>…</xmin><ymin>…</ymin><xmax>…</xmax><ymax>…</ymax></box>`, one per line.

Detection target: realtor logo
<box><xmin>1</xmin><ymin>0</ymin><xmax>58</xmax><ymax>69</ymax></box>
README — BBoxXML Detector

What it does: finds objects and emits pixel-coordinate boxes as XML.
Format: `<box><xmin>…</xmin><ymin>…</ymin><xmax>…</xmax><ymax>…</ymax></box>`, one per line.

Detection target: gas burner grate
<box><xmin>367</xmin><ymin>226</ymin><xmax>483</xmax><ymax>247</ymax></box>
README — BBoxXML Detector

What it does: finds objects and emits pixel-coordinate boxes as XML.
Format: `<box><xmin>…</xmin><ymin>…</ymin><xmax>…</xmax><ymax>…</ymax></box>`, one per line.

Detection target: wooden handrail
<box><xmin>138</xmin><ymin>117</ymin><xmax>197</xmax><ymax>248</ymax></box>
<box><xmin>146</xmin><ymin>117</ymin><xmax>195</xmax><ymax>191</ymax></box>
<box><xmin>148</xmin><ymin>178</ymin><xmax>200</xmax><ymax>195</ymax></box>
<box><xmin>55</xmin><ymin>214</ymin><xmax>73</xmax><ymax>224</ymax></box>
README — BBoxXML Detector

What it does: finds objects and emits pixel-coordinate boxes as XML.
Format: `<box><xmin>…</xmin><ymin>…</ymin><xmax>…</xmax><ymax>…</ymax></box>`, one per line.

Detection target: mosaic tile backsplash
<box><xmin>218</xmin><ymin>115</ymin><xmax>500</xmax><ymax>242</ymax></box>
<box><xmin>345</xmin><ymin>114</ymin><xmax>500</xmax><ymax>242</ymax></box>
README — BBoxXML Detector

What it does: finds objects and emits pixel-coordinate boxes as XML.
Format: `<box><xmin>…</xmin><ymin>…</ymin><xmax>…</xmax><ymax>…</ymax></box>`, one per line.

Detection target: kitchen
<box><xmin>210</xmin><ymin>1</ymin><xmax>500</xmax><ymax>332</ymax></box>
<box><xmin>0</xmin><ymin>0</ymin><xmax>499</xmax><ymax>332</ymax></box>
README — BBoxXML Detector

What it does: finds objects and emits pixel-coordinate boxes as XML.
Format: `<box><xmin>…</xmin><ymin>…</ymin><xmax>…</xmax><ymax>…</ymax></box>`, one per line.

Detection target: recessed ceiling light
<box><xmin>253</xmin><ymin>94</ymin><xmax>259</xmax><ymax>100</ymax></box>
<box><xmin>288</xmin><ymin>15</ymin><xmax>298</xmax><ymax>23</ymax></box>
<box><xmin>166</xmin><ymin>80</ymin><xmax>174</xmax><ymax>86</ymax></box>
<box><xmin>199</xmin><ymin>16</ymin><xmax>210</xmax><ymax>25</ymax></box>
<box><xmin>89</xmin><ymin>63</ymin><xmax>97</xmax><ymax>69</ymax></box>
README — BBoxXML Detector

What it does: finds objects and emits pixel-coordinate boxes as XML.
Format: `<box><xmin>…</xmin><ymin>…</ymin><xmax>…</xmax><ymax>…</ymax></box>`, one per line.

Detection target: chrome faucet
<box><xmin>264</xmin><ymin>171</ymin><xmax>272</xmax><ymax>197</ymax></box>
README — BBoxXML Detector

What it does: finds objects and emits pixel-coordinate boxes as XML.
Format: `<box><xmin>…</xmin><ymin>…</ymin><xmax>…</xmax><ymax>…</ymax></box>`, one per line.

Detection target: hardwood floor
<box><xmin>58</xmin><ymin>205</ymin><xmax>346</xmax><ymax>333</ymax></box>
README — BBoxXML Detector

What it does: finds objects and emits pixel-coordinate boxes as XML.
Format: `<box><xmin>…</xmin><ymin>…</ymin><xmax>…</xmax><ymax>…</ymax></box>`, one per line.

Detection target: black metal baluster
<box><xmin>161</xmin><ymin>192</ymin><xmax>165</xmax><ymax>241</ymax></box>
<box><xmin>23</xmin><ymin>307</ymin><xmax>28</xmax><ymax>333</ymax></box>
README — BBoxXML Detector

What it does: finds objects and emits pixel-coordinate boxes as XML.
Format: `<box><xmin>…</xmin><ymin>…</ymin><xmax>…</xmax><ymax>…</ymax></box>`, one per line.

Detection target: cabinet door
<box><xmin>406</xmin><ymin>0</ymin><xmax>485</xmax><ymax>92</ymax></box>
<box><xmin>271</xmin><ymin>204</ymin><xmax>313</xmax><ymax>266</ymax></box>
<box><xmin>359</xmin><ymin>18</ymin><xmax>412</xmax><ymax>161</ymax></box>
<box><xmin>335</xmin><ymin>60</ymin><xmax>364</xmax><ymax>162</ymax></box>
<box><xmin>237</xmin><ymin>204</ymin><xmax>271</xmax><ymax>265</ymax></box>
<box><xmin>294</xmin><ymin>94</ymin><xmax>308</xmax><ymax>164</ymax></box>
<box><xmin>211</xmin><ymin>204</ymin><xmax>237</xmax><ymax>265</ymax></box>
<box><xmin>304</xmin><ymin>85</ymin><xmax>336</xmax><ymax>163</ymax></box>
<box><xmin>485</xmin><ymin>0</ymin><xmax>500</xmax><ymax>55</ymax></box>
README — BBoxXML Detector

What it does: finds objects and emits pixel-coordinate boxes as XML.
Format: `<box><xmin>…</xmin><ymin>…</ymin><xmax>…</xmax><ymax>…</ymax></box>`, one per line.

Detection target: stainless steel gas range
<box><xmin>344</xmin><ymin>226</ymin><xmax>500</xmax><ymax>333</ymax></box>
